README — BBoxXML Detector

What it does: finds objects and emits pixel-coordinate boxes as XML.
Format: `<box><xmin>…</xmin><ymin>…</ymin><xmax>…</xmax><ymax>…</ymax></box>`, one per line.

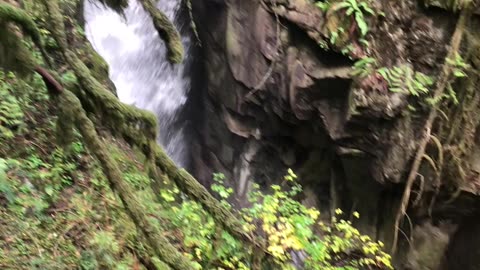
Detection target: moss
<box><xmin>0</xmin><ymin>2</ymin><xmax>42</xmax><ymax>49</ymax></box>
<box><xmin>55</xmin><ymin>103</ymin><xmax>76</xmax><ymax>149</ymax></box>
<box><xmin>41</xmin><ymin>0</ymin><xmax>157</xmax><ymax>147</ymax></box>
<box><xmin>0</xmin><ymin>26</ymin><xmax>36</xmax><ymax>76</ymax></box>
<box><xmin>138</xmin><ymin>0</ymin><xmax>184</xmax><ymax>64</ymax></box>
<box><xmin>0</xmin><ymin>2</ymin><xmax>50</xmax><ymax>67</ymax></box>
<box><xmin>152</xmin><ymin>144</ymin><xmax>270</xmax><ymax>254</ymax></box>
<box><xmin>80</xmin><ymin>42</ymin><xmax>110</xmax><ymax>83</ymax></box>
<box><xmin>58</xmin><ymin>90</ymin><xmax>196</xmax><ymax>270</ymax></box>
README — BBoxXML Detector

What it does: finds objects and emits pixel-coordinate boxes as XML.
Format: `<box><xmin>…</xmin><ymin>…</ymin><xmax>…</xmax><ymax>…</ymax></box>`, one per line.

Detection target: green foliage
<box><xmin>426</xmin><ymin>53</ymin><xmax>470</xmax><ymax>106</ymax></box>
<box><xmin>352</xmin><ymin>58</ymin><xmax>435</xmax><ymax>106</ymax></box>
<box><xmin>0</xmin><ymin>138</ymin><xmax>145</xmax><ymax>269</ymax></box>
<box><xmin>316</xmin><ymin>0</ymin><xmax>376</xmax><ymax>43</ymax></box>
<box><xmin>90</xmin><ymin>230</ymin><xmax>121</xmax><ymax>268</ymax></box>
<box><xmin>351</xmin><ymin>57</ymin><xmax>377</xmax><ymax>77</ymax></box>
<box><xmin>340</xmin><ymin>0</ymin><xmax>375</xmax><ymax>36</ymax></box>
<box><xmin>158</xmin><ymin>169</ymin><xmax>393</xmax><ymax>270</ymax></box>
<box><xmin>351</xmin><ymin>47</ymin><xmax>469</xmax><ymax>110</ymax></box>
<box><xmin>0</xmin><ymin>70</ymin><xmax>48</xmax><ymax>142</ymax></box>
<box><xmin>0</xmin><ymin>158</ymin><xmax>15</xmax><ymax>203</ymax></box>
<box><xmin>377</xmin><ymin>65</ymin><xmax>434</xmax><ymax>97</ymax></box>
<box><xmin>448</xmin><ymin>52</ymin><xmax>469</xmax><ymax>78</ymax></box>
<box><xmin>0</xmin><ymin>2</ymin><xmax>43</xmax><ymax>48</ymax></box>
<box><xmin>0</xmin><ymin>72</ymin><xmax>25</xmax><ymax>140</ymax></box>
<box><xmin>436</xmin><ymin>52</ymin><xmax>471</xmax><ymax>105</ymax></box>
<box><xmin>0</xmin><ymin>148</ymin><xmax>77</xmax><ymax>214</ymax></box>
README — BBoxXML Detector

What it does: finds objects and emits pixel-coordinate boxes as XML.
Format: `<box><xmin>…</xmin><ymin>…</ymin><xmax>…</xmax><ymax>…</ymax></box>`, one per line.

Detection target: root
<box><xmin>138</xmin><ymin>0</ymin><xmax>184</xmax><ymax>64</ymax></box>
<box><xmin>412</xmin><ymin>173</ymin><xmax>425</xmax><ymax>207</ymax></box>
<box><xmin>58</xmin><ymin>90</ymin><xmax>196</xmax><ymax>270</ymax></box>
<box><xmin>185</xmin><ymin>0</ymin><xmax>201</xmax><ymax>46</ymax></box>
<box><xmin>391</xmin><ymin>9</ymin><xmax>470</xmax><ymax>254</ymax></box>
<box><xmin>34</xmin><ymin>66</ymin><xmax>63</xmax><ymax>93</ymax></box>
<box><xmin>0</xmin><ymin>2</ymin><xmax>49</xmax><ymax>65</ymax></box>
<box><xmin>427</xmin><ymin>135</ymin><xmax>445</xmax><ymax>216</ymax></box>
<box><xmin>41</xmin><ymin>0</ymin><xmax>158</xmax><ymax>153</ymax></box>
<box><xmin>422</xmin><ymin>154</ymin><xmax>438</xmax><ymax>173</ymax></box>
<box><xmin>444</xmin><ymin>186</ymin><xmax>463</xmax><ymax>205</ymax></box>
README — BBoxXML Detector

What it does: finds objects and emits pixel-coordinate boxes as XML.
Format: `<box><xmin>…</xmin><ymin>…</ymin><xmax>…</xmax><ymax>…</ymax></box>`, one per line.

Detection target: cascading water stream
<box><xmin>84</xmin><ymin>0</ymin><xmax>191</xmax><ymax>167</ymax></box>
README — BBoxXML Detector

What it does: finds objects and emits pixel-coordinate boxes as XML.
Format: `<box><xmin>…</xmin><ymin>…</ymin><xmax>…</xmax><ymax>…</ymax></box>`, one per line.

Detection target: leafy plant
<box><xmin>339</xmin><ymin>0</ymin><xmax>375</xmax><ymax>36</ymax></box>
<box><xmin>0</xmin><ymin>158</ymin><xmax>15</xmax><ymax>203</ymax></box>
<box><xmin>0</xmin><ymin>72</ymin><xmax>25</xmax><ymax>140</ymax></box>
<box><xmin>352</xmin><ymin>57</ymin><xmax>377</xmax><ymax>77</ymax></box>
<box><xmin>159</xmin><ymin>170</ymin><xmax>393</xmax><ymax>269</ymax></box>
<box><xmin>90</xmin><ymin>230</ymin><xmax>121</xmax><ymax>268</ymax></box>
<box><xmin>377</xmin><ymin>65</ymin><xmax>434</xmax><ymax>97</ymax></box>
<box><xmin>448</xmin><ymin>52</ymin><xmax>469</xmax><ymax>78</ymax></box>
<box><xmin>317</xmin><ymin>0</ymin><xmax>376</xmax><ymax>37</ymax></box>
<box><xmin>434</xmin><ymin>52</ymin><xmax>471</xmax><ymax>105</ymax></box>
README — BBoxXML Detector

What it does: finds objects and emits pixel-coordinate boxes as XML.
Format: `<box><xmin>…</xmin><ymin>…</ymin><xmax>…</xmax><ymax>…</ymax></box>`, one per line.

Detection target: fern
<box><xmin>377</xmin><ymin>65</ymin><xmax>434</xmax><ymax>96</ymax></box>
<box><xmin>352</xmin><ymin>57</ymin><xmax>377</xmax><ymax>77</ymax></box>
<box><xmin>447</xmin><ymin>52</ymin><xmax>469</xmax><ymax>78</ymax></box>
<box><xmin>324</xmin><ymin>0</ymin><xmax>376</xmax><ymax>37</ymax></box>
<box><xmin>0</xmin><ymin>158</ymin><xmax>15</xmax><ymax>203</ymax></box>
<box><xmin>0</xmin><ymin>72</ymin><xmax>25</xmax><ymax>140</ymax></box>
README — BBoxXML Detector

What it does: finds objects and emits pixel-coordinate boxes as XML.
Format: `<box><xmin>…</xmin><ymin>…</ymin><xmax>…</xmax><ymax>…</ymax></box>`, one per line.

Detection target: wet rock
<box><xmin>191</xmin><ymin>0</ymin><xmax>480</xmax><ymax>267</ymax></box>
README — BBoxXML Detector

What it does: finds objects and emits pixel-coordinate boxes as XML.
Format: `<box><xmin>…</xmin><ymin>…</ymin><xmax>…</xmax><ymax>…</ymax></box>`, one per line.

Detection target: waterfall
<box><xmin>84</xmin><ymin>0</ymin><xmax>191</xmax><ymax>167</ymax></box>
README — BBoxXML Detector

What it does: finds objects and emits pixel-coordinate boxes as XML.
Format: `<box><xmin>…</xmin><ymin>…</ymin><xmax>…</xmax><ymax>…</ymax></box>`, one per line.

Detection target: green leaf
<box><xmin>333</xmin><ymin>2</ymin><xmax>351</xmax><ymax>11</ymax></box>
<box><xmin>315</xmin><ymin>2</ymin><xmax>329</xmax><ymax>11</ymax></box>
<box><xmin>347</xmin><ymin>0</ymin><xmax>359</xmax><ymax>10</ymax></box>
<box><xmin>330</xmin><ymin>31</ymin><xmax>338</xmax><ymax>44</ymax></box>
<box><xmin>454</xmin><ymin>70</ymin><xmax>467</xmax><ymax>78</ymax></box>
<box><xmin>356</xmin><ymin>13</ymin><xmax>368</xmax><ymax>36</ymax></box>
<box><xmin>389</xmin><ymin>87</ymin><xmax>405</xmax><ymax>93</ymax></box>
<box><xmin>45</xmin><ymin>186</ymin><xmax>54</xmax><ymax>196</ymax></box>
<box><xmin>359</xmin><ymin>38</ymin><xmax>369</xmax><ymax>46</ymax></box>
<box><xmin>359</xmin><ymin>2</ymin><xmax>375</xmax><ymax>14</ymax></box>
<box><xmin>346</xmin><ymin>7</ymin><xmax>355</xmax><ymax>15</ymax></box>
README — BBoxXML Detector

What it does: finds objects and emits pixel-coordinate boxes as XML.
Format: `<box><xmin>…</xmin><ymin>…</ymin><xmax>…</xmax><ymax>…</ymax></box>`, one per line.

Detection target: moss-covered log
<box><xmin>41</xmin><ymin>0</ymin><xmax>158</xmax><ymax>148</ymax></box>
<box><xmin>0</xmin><ymin>2</ymin><xmax>50</xmax><ymax>72</ymax></box>
<box><xmin>57</xmin><ymin>90</ymin><xmax>196</xmax><ymax>270</ymax></box>
<box><xmin>0</xmin><ymin>2</ymin><xmax>42</xmax><ymax>49</ymax></box>
<box><xmin>152</xmin><ymin>145</ymin><xmax>267</xmax><ymax>249</ymax></box>
<box><xmin>138</xmin><ymin>0</ymin><xmax>184</xmax><ymax>64</ymax></box>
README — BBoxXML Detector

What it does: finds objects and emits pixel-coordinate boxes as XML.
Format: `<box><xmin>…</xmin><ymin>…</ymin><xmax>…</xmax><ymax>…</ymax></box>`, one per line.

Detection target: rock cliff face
<box><xmin>191</xmin><ymin>0</ymin><xmax>480</xmax><ymax>268</ymax></box>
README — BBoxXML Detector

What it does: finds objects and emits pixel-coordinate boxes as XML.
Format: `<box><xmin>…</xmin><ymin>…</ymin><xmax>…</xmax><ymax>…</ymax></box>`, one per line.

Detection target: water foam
<box><xmin>84</xmin><ymin>0</ymin><xmax>191</xmax><ymax>167</ymax></box>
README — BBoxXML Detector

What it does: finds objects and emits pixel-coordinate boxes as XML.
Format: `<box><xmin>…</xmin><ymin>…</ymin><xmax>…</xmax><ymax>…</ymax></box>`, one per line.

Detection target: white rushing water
<box><xmin>84</xmin><ymin>0</ymin><xmax>191</xmax><ymax>167</ymax></box>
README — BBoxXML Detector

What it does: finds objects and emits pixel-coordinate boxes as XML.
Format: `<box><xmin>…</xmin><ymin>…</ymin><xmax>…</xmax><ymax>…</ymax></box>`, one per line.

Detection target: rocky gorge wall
<box><xmin>190</xmin><ymin>0</ymin><xmax>480</xmax><ymax>268</ymax></box>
